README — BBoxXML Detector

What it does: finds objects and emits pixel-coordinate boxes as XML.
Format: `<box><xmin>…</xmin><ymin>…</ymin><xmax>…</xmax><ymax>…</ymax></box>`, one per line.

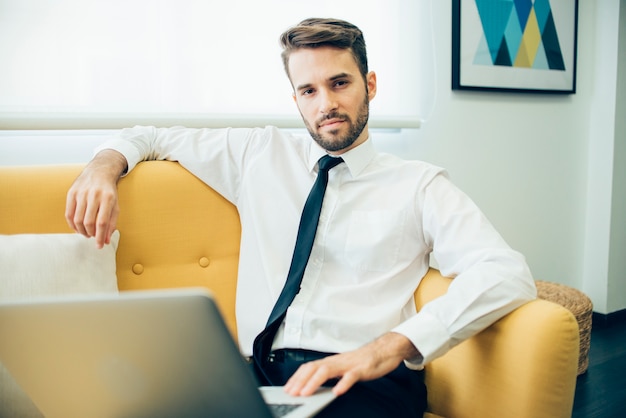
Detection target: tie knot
<box><xmin>318</xmin><ymin>155</ymin><xmax>344</xmax><ymax>172</ymax></box>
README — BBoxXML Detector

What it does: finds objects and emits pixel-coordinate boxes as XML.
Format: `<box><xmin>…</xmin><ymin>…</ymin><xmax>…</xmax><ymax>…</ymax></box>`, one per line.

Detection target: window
<box><xmin>0</xmin><ymin>0</ymin><xmax>434</xmax><ymax>129</ymax></box>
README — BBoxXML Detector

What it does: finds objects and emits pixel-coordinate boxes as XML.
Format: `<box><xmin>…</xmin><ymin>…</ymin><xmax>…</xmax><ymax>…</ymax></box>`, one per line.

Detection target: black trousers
<box><xmin>253</xmin><ymin>349</ymin><xmax>427</xmax><ymax>418</ymax></box>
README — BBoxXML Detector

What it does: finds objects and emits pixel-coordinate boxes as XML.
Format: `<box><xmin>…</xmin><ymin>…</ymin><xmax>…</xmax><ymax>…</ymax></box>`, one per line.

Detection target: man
<box><xmin>66</xmin><ymin>18</ymin><xmax>536</xmax><ymax>417</ymax></box>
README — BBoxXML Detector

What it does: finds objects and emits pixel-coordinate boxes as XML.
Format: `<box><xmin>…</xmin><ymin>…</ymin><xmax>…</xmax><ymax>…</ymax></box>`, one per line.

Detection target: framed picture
<box><xmin>452</xmin><ymin>0</ymin><xmax>579</xmax><ymax>94</ymax></box>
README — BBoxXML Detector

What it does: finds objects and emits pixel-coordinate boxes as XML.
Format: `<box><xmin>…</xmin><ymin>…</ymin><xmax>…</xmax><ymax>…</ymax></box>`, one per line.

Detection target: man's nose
<box><xmin>319</xmin><ymin>89</ymin><xmax>338</xmax><ymax>114</ymax></box>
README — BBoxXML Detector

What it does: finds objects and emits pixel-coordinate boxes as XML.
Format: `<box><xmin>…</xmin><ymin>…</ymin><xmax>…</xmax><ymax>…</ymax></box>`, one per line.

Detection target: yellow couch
<box><xmin>0</xmin><ymin>161</ymin><xmax>580</xmax><ymax>418</ymax></box>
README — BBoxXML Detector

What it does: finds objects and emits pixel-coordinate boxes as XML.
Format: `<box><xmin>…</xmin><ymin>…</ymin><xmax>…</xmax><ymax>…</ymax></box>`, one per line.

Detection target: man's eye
<box><xmin>302</xmin><ymin>89</ymin><xmax>314</xmax><ymax>96</ymax></box>
<box><xmin>334</xmin><ymin>80</ymin><xmax>349</xmax><ymax>88</ymax></box>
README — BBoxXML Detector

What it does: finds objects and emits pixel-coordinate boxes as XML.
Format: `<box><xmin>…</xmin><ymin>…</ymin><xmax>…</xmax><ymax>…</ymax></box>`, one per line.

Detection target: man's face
<box><xmin>288</xmin><ymin>46</ymin><xmax>377</xmax><ymax>154</ymax></box>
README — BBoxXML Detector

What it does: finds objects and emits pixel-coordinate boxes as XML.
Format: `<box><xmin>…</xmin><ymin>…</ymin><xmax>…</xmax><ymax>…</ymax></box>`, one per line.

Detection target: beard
<box><xmin>304</xmin><ymin>96</ymin><xmax>369</xmax><ymax>153</ymax></box>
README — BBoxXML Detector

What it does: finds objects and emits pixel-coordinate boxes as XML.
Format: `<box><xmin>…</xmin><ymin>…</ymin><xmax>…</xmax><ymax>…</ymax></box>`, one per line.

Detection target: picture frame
<box><xmin>452</xmin><ymin>0</ymin><xmax>579</xmax><ymax>94</ymax></box>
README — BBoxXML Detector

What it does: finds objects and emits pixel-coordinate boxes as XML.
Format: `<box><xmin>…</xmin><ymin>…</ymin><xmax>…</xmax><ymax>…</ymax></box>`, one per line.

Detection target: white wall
<box><xmin>607</xmin><ymin>0</ymin><xmax>626</xmax><ymax>314</ymax></box>
<box><xmin>435</xmin><ymin>0</ymin><xmax>623</xmax><ymax>315</ymax></box>
<box><xmin>392</xmin><ymin>0</ymin><xmax>622</xmax><ymax>315</ymax></box>
<box><xmin>580</xmin><ymin>0</ymin><xmax>622</xmax><ymax>314</ymax></box>
<box><xmin>382</xmin><ymin>0</ymin><xmax>624</xmax><ymax>314</ymax></box>
<box><xmin>1</xmin><ymin>1</ymin><xmax>624</xmax><ymax>314</ymax></box>
<box><xmin>387</xmin><ymin>1</ymin><xmax>590</xmax><ymax>289</ymax></box>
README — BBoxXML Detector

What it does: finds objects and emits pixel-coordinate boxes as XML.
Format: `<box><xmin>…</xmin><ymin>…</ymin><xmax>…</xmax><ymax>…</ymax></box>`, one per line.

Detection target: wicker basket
<box><xmin>535</xmin><ymin>281</ymin><xmax>593</xmax><ymax>375</ymax></box>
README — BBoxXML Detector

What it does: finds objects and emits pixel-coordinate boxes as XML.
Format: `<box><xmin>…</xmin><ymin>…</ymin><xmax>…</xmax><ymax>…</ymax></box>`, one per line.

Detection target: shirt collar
<box><xmin>307</xmin><ymin>137</ymin><xmax>376</xmax><ymax>178</ymax></box>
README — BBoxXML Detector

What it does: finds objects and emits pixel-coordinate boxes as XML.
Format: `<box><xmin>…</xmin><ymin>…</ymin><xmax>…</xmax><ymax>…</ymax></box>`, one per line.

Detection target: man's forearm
<box><xmin>373</xmin><ymin>332</ymin><xmax>421</xmax><ymax>364</ymax></box>
<box><xmin>88</xmin><ymin>149</ymin><xmax>129</xmax><ymax>181</ymax></box>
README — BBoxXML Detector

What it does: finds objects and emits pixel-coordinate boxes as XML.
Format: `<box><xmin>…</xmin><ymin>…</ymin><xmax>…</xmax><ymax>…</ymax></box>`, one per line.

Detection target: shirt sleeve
<box><xmin>93</xmin><ymin>125</ymin><xmax>273</xmax><ymax>203</ymax></box>
<box><xmin>392</xmin><ymin>173</ymin><xmax>537</xmax><ymax>366</ymax></box>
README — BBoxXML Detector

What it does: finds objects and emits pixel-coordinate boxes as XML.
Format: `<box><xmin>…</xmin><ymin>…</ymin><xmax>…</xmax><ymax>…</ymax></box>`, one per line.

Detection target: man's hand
<box><xmin>65</xmin><ymin>149</ymin><xmax>128</xmax><ymax>249</ymax></box>
<box><xmin>284</xmin><ymin>332</ymin><xmax>420</xmax><ymax>397</ymax></box>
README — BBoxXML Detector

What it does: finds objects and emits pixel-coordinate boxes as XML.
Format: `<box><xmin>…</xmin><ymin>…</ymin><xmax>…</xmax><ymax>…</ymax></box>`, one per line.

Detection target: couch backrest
<box><xmin>0</xmin><ymin>161</ymin><xmax>242</xmax><ymax>337</ymax></box>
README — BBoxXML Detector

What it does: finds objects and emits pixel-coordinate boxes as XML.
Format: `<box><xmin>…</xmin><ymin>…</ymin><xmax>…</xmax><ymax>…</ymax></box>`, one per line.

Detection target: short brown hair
<box><xmin>279</xmin><ymin>18</ymin><xmax>369</xmax><ymax>82</ymax></box>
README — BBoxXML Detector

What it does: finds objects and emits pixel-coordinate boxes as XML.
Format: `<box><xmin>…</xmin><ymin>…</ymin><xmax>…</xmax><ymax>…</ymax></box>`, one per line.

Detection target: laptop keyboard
<box><xmin>269</xmin><ymin>403</ymin><xmax>303</xmax><ymax>417</ymax></box>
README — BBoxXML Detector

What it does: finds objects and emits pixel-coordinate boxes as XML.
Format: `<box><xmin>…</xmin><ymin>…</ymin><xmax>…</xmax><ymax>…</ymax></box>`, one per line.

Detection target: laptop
<box><xmin>0</xmin><ymin>288</ymin><xmax>336</xmax><ymax>418</ymax></box>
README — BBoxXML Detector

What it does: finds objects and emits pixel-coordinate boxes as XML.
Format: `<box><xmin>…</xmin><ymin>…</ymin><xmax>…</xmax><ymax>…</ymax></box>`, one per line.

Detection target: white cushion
<box><xmin>0</xmin><ymin>231</ymin><xmax>120</xmax><ymax>418</ymax></box>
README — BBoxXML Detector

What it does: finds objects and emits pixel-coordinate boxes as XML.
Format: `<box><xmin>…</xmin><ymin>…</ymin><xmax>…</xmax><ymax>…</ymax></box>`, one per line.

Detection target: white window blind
<box><xmin>0</xmin><ymin>0</ymin><xmax>434</xmax><ymax>129</ymax></box>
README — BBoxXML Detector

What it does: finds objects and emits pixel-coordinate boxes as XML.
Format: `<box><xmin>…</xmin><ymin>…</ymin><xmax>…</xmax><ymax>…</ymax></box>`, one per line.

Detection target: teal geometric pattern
<box><xmin>473</xmin><ymin>0</ymin><xmax>565</xmax><ymax>70</ymax></box>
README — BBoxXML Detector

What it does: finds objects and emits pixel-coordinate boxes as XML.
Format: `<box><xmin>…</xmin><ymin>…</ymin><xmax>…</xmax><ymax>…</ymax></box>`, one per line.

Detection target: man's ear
<box><xmin>366</xmin><ymin>71</ymin><xmax>377</xmax><ymax>101</ymax></box>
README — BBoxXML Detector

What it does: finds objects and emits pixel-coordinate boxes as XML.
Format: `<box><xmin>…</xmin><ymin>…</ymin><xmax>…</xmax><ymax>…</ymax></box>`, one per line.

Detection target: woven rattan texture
<box><xmin>536</xmin><ymin>281</ymin><xmax>593</xmax><ymax>375</ymax></box>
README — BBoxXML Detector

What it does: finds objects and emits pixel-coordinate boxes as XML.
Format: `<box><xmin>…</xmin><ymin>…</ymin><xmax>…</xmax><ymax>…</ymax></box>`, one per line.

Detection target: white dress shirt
<box><xmin>99</xmin><ymin>125</ymin><xmax>536</xmax><ymax>366</ymax></box>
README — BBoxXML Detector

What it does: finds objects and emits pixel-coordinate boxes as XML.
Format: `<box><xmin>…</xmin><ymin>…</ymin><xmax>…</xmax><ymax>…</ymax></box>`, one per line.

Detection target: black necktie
<box><xmin>252</xmin><ymin>155</ymin><xmax>343</xmax><ymax>383</ymax></box>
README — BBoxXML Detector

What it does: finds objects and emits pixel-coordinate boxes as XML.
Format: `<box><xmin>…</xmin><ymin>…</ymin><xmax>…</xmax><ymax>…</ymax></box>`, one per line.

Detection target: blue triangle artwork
<box><xmin>473</xmin><ymin>0</ymin><xmax>565</xmax><ymax>71</ymax></box>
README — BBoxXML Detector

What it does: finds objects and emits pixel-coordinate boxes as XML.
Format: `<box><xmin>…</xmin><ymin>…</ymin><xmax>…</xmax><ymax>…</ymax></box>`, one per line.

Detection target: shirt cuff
<box><xmin>403</xmin><ymin>354</ymin><xmax>425</xmax><ymax>371</ymax></box>
<box><xmin>392</xmin><ymin>310</ymin><xmax>452</xmax><ymax>366</ymax></box>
